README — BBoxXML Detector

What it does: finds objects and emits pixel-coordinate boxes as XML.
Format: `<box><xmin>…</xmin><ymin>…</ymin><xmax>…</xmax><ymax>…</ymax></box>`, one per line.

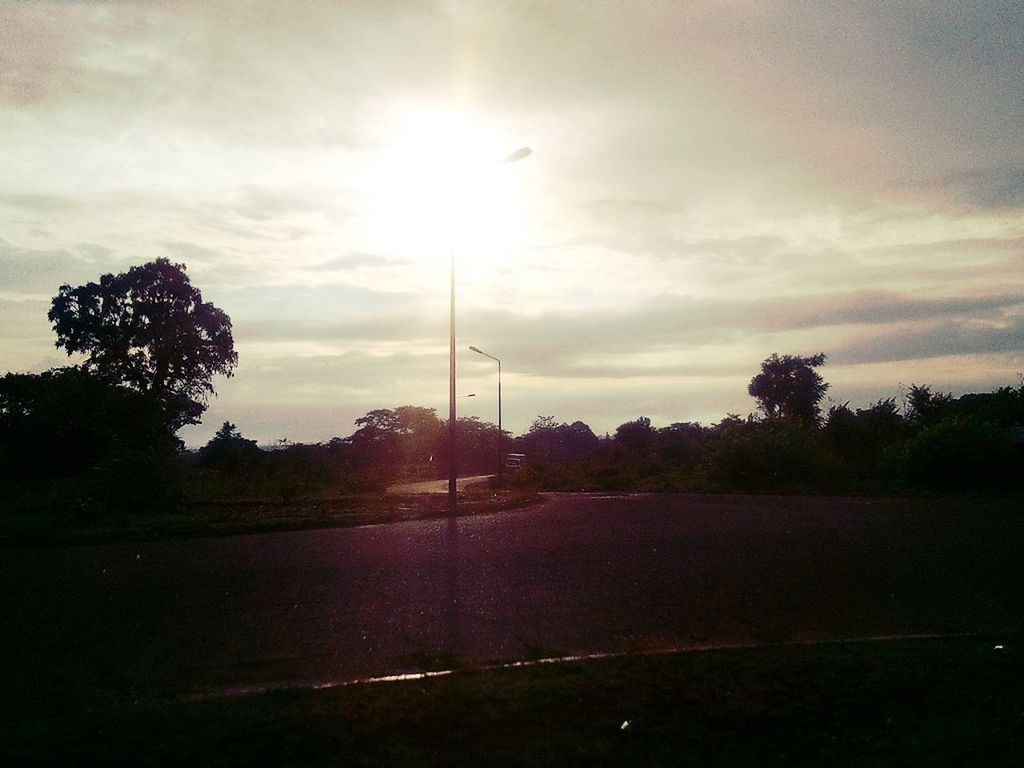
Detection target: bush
<box><xmin>897</xmin><ymin>418</ymin><xmax>1020</xmax><ymax>490</ymax></box>
<box><xmin>698</xmin><ymin>419</ymin><xmax>847</xmax><ymax>493</ymax></box>
<box><xmin>0</xmin><ymin>368</ymin><xmax>182</xmax><ymax>513</ymax></box>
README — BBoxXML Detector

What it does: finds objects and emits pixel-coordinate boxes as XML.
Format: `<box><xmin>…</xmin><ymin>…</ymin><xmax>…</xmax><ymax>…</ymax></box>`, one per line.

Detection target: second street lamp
<box><xmin>469</xmin><ymin>345</ymin><xmax>503</xmax><ymax>486</ymax></box>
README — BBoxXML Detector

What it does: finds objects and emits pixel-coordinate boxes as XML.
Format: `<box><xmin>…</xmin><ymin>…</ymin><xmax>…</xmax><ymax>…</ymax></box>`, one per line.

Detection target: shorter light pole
<box><xmin>469</xmin><ymin>345</ymin><xmax>502</xmax><ymax>486</ymax></box>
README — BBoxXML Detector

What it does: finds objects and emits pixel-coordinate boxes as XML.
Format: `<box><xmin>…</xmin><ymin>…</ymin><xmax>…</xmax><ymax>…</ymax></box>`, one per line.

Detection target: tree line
<box><xmin>504</xmin><ymin>353</ymin><xmax>1024</xmax><ymax>494</ymax></box>
<box><xmin>2</xmin><ymin>260</ymin><xmax>1022</xmax><ymax>515</ymax></box>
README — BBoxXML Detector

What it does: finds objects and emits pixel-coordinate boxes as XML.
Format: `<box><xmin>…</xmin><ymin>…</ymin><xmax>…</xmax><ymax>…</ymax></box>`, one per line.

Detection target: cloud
<box><xmin>312</xmin><ymin>252</ymin><xmax>411</xmax><ymax>272</ymax></box>
<box><xmin>941</xmin><ymin>166</ymin><xmax>1024</xmax><ymax>209</ymax></box>
<box><xmin>0</xmin><ymin>237</ymin><xmax>133</xmax><ymax>296</ymax></box>
<box><xmin>228</xmin><ymin>287</ymin><xmax>1024</xmax><ymax>381</ymax></box>
<box><xmin>758</xmin><ymin>291</ymin><xmax>1024</xmax><ymax>332</ymax></box>
<box><xmin>583</xmin><ymin>0</ymin><xmax>1024</xmax><ymax>210</ymax></box>
<box><xmin>834</xmin><ymin>315</ymin><xmax>1024</xmax><ymax>365</ymax></box>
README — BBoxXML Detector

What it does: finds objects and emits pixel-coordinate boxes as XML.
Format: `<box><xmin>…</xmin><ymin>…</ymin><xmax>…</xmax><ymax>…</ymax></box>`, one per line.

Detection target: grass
<box><xmin>0</xmin><ymin>489</ymin><xmax>542</xmax><ymax>547</ymax></box>
<box><xmin>2</xmin><ymin>635</ymin><xmax>1021</xmax><ymax>766</ymax></box>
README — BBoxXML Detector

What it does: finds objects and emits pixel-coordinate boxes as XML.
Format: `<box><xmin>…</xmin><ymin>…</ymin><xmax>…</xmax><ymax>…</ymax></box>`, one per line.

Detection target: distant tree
<box><xmin>393</xmin><ymin>405</ymin><xmax>443</xmax><ymax>434</ymax></box>
<box><xmin>351</xmin><ymin>408</ymin><xmax>402</xmax><ymax>440</ymax></box>
<box><xmin>562</xmin><ymin>421</ymin><xmax>601</xmax><ymax>455</ymax></box>
<box><xmin>895</xmin><ymin>383</ymin><xmax>1023</xmax><ymax>490</ymax></box>
<box><xmin>825</xmin><ymin>398</ymin><xmax>904</xmax><ymax>441</ymax></box>
<box><xmin>348</xmin><ymin>406</ymin><xmax>445</xmax><ymax>479</ymax></box>
<box><xmin>824</xmin><ymin>398</ymin><xmax>906</xmax><ymax>486</ymax></box>
<box><xmin>198</xmin><ymin>422</ymin><xmax>263</xmax><ymax>472</ymax></box>
<box><xmin>713</xmin><ymin>413</ymin><xmax>750</xmax><ymax>434</ymax></box>
<box><xmin>526</xmin><ymin>415</ymin><xmax>558</xmax><ymax>461</ymax></box>
<box><xmin>614</xmin><ymin>416</ymin><xmax>655</xmax><ymax>452</ymax></box>
<box><xmin>657</xmin><ymin>422</ymin><xmax>710</xmax><ymax>469</ymax></box>
<box><xmin>517</xmin><ymin>417</ymin><xmax>599</xmax><ymax>464</ymax></box>
<box><xmin>748</xmin><ymin>353</ymin><xmax>829</xmax><ymax>425</ymax></box>
<box><xmin>48</xmin><ymin>258</ymin><xmax>237</xmax><ymax>431</ymax></box>
<box><xmin>453</xmin><ymin>416</ymin><xmax>503</xmax><ymax>475</ymax></box>
<box><xmin>904</xmin><ymin>384</ymin><xmax>954</xmax><ymax>427</ymax></box>
<box><xmin>956</xmin><ymin>385</ymin><xmax>1024</xmax><ymax>427</ymax></box>
<box><xmin>351</xmin><ymin>407</ymin><xmax>442</xmax><ymax>442</ymax></box>
<box><xmin>698</xmin><ymin>418</ymin><xmax>843</xmax><ymax>492</ymax></box>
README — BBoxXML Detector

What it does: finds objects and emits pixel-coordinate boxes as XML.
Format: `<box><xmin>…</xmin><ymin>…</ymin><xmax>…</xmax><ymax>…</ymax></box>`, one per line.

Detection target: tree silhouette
<box><xmin>199</xmin><ymin>421</ymin><xmax>263</xmax><ymax>472</ymax></box>
<box><xmin>614</xmin><ymin>416</ymin><xmax>655</xmax><ymax>452</ymax></box>
<box><xmin>0</xmin><ymin>367</ymin><xmax>179</xmax><ymax>505</ymax></box>
<box><xmin>904</xmin><ymin>384</ymin><xmax>953</xmax><ymax>426</ymax></box>
<box><xmin>748</xmin><ymin>353</ymin><xmax>829</xmax><ymax>425</ymax></box>
<box><xmin>349</xmin><ymin>406</ymin><xmax>444</xmax><ymax>480</ymax></box>
<box><xmin>48</xmin><ymin>258</ymin><xmax>237</xmax><ymax>430</ymax></box>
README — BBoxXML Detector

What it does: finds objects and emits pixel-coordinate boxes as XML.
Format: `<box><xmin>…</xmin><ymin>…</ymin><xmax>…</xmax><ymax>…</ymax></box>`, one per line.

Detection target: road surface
<box><xmin>2</xmin><ymin>493</ymin><xmax>1022</xmax><ymax>707</ymax></box>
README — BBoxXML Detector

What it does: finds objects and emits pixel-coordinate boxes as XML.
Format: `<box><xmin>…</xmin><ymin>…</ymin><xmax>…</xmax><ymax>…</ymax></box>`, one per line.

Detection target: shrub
<box><xmin>698</xmin><ymin>419</ymin><xmax>847</xmax><ymax>493</ymax></box>
<box><xmin>897</xmin><ymin>418</ymin><xmax>1020</xmax><ymax>490</ymax></box>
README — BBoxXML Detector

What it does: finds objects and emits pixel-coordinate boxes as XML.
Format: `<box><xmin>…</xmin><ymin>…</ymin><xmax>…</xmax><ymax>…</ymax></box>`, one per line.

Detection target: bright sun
<box><xmin>361</xmin><ymin>104</ymin><xmax>534</xmax><ymax>280</ymax></box>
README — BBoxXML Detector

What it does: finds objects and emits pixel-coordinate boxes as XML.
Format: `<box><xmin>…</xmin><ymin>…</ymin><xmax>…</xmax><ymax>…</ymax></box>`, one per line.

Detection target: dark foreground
<box><xmin>3</xmin><ymin>635</ymin><xmax>1021</xmax><ymax>766</ymax></box>
<box><xmin>2</xmin><ymin>493</ymin><xmax>1023</xmax><ymax>716</ymax></box>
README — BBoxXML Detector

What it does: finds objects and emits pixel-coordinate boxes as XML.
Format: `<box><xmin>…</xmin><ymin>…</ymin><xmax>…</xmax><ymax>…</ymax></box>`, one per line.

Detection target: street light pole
<box><xmin>447</xmin><ymin>146</ymin><xmax>531</xmax><ymax>514</ymax></box>
<box><xmin>448</xmin><ymin>248</ymin><xmax>457</xmax><ymax>515</ymax></box>
<box><xmin>469</xmin><ymin>345</ymin><xmax>503</xmax><ymax>486</ymax></box>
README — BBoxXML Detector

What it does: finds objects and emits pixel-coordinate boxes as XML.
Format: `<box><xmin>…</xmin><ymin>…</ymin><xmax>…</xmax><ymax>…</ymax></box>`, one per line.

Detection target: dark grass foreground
<box><xmin>3</xmin><ymin>635</ymin><xmax>1021</xmax><ymax>767</ymax></box>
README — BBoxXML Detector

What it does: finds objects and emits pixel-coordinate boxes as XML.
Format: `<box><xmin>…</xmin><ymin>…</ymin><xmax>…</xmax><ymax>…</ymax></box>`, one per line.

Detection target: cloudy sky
<box><xmin>2</xmin><ymin>0</ymin><xmax>1023</xmax><ymax>445</ymax></box>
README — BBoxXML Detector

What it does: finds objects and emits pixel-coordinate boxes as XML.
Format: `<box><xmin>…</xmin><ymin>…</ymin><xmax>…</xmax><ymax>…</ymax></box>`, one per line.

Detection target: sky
<box><xmin>2</xmin><ymin>0</ymin><xmax>1023</xmax><ymax>446</ymax></box>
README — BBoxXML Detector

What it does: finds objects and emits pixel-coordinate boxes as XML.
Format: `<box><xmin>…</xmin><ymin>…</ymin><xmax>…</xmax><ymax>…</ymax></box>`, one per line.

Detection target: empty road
<box><xmin>2</xmin><ymin>493</ymin><xmax>1022</xmax><ymax>706</ymax></box>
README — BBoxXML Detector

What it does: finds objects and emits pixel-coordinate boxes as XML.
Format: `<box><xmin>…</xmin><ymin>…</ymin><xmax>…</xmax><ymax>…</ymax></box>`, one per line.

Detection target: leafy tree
<box><xmin>198</xmin><ymin>421</ymin><xmax>263</xmax><ymax>472</ymax></box>
<box><xmin>351</xmin><ymin>408</ymin><xmax>402</xmax><ymax>440</ymax></box>
<box><xmin>48</xmin><ymin>258</ymin><xmax>237</xmax><ymax>430</ymax></box>
<box><xmin>348</xmin><ymin>406</ymin><xmax>445</xmax><ymax>481</ymax></box>
<box><xmin>657</xmin><ymin>422</ymin><xmax>710</xmax><ymax>470</ymax></box>
<box><xmin>955</xmin><ymin>385</ymin><xmax>1024</xmax><ymax>427</ymax></box>
<box><xmin>824</xmin><ymin>399</ymin><xmax>906</xmax><ymax>486</ymax></box>
<box><xmin>517</xmin><ymin>416</ymin><xmax>600</xmax><ymax>464</ymax></box>
<box><xmin>351</xmin><ymin>407</ymin><xmax>442</xmax><ymax>443</ymax></box>
<box><xmin>508</xmin><ymin>417</ymin><xmax>602</xmax><ymax>490</ymax></box>
<box><xmin>614</xmin><ymin>416</ymin><xmax>655</xmax><ymax>452</ymax></box>
<box><xmin>748</xmin><ymin>353</ymin><xmax>829</xmax><ymax>424</ymax></box>
<box><xmin>453</xmin><ymin>416</ymin><xmax>503</xmax><ymax>475</ymax></box>
<box><xmin>524</xmin><ymin>415</ymin><xmax>558</xmax><ymax>462</ymax></box>
<box><xmin>562</xmin><ymin>421</ymin><xmax>601</xmax><ymax>456</ymax></box>
<box><xmin>904</xmin><ymin>384</ymin><xmax>953</xmax><ymax>427</ymax></box>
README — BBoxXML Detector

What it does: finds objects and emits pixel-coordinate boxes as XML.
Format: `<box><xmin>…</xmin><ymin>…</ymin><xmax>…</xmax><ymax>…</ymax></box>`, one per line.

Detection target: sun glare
<box><xmin>361</xmin><ymin>104</ymin><xmax>534</xmax><ymax>282</ymax></box>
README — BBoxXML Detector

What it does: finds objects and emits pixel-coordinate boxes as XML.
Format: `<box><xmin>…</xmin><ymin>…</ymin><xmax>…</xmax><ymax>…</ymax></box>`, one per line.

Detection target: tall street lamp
<box><xmin>447</xmin><ymin>146</ymin><xmax>531</xmax><ymax>514</ymax></box>
<box><xmin>469</xmin><ymin>345</ymin><xmax>503</xmax><ymax>486</ymax></box>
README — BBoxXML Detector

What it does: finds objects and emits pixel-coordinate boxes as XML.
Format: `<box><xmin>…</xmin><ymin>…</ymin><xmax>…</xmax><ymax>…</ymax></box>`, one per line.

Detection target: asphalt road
<box><xmin>2</xmin><ymin>493</ymin><xmax>1023</xmax><ymax>705</ymax></box>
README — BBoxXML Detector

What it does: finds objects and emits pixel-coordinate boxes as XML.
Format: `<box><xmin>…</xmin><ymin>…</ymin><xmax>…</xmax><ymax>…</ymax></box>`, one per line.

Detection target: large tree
<box><xmin>48</xmin><ymin>258</ymin><xmax>237</xmax><ymax>430</ymax></box>
<box><xmin>748</xmin><ymin>353</ymin><xmax>829</xmax><ymax>425</ymax></box>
